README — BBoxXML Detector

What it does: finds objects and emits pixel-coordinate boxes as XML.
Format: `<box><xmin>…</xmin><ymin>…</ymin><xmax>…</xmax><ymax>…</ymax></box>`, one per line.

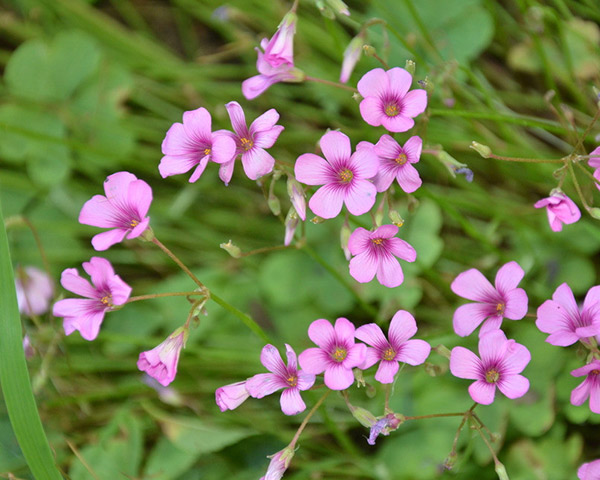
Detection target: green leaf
<box><xmin>0</xmin><ymin>198</ymin><xmax>63</xmax><ymax>479</ymax></box>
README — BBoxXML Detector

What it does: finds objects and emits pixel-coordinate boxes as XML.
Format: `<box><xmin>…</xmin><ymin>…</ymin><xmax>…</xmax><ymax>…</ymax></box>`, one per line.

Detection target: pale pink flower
<box><xmin>79</xmin><ymin>171</ymin><xmax>152</xmax><ymax>251</ymax></box>
<box><xmin>287</xmin><ymin>178</ymin><xmax>306</xmax><ymax>221</ymax></box>
<box><xmin>451</xmin><ymin>261</ymin><xmax>528</xmax><ymax>337</ymax></box>
<box><xmin>340</xmin><ymin>33</ymin><xmax>364</xmax><ymax>83</ymax></box>
<box><xmin>215</xmin><ymin>381</ymin><xmax>250</xmax><ymax>412</ymax></box>
<box><xmin>294</xmin><ymin>131</ymin><xmax>379</xmax><ymax>219</ymax></box>
<box><xmin>260</xmin><ymin>446</ymin><xmax>294</xmax><ymax>480</ymax></box>
<box><xmin>220</xmin><ymin>102</ymin><xmax>284</xmax><ymax>185</ymax></box>
<box><xmin>355</xmin><ymin>310</ymin><xmax>430</xmax><ymax>384</ymax></box>
<box><xmin>578</xmin><ymin>459</ymin><xmax>600</xmax><ymax>480</ymax></box>
<box><xmin>348</xmin><ymin>224</ymin><xmax>416</xmax><ymax>288</ymax></box>
<box><xmin>137</xmin><ymin>328</ymin><xmax>186</xmax><ymax>387</ymax></box>
<box><xmin>159</xmin><ymin>107</ymin><xmax>237</xmax><ymax>182</ymax></box>
<box><xmin>298</xmin><ymin>317</ymin><xmax>367</xmax><ymax>390</ymax></box>
<box><xmin>246</xmin><ymin>344</ymin><xmax>315</xmax><ymax>415</ymax></box>
<box><xmin>53</xmin><ymin>257</ymin><xmax>131</xmax><ymax>341</ymax></box>
<box><xmin>371</xmin><ymin>134</ymin><xmax>422</xmax><ymax>193</ymax></box>
<box><xmin>15</xmin><ymin>266</ymin><xmax>54</xmax><ymax>316</ymax></box>
<box><xmin>536</xmin><ymin>283</ymin><xmax>600</xmax><ymax>346</ymax></box>
<box><xmin>357</xmin><ymin>67</ymin><xmax>427</xmax><ymax>132</ymax></box>
<box><xmin>534</xmin><ymin>192</ymin><xmax>581</xmax><ymax>232</ymax></box>
<box><xmin>570</xmin><ymin>360</ymin><xmax>600</xmax><ymax>414</ymax></box>
<box><xmin>283</xmin><ymin>209</ymin><xmax>299</xmax><ymax>246</ymax></box>
<box><xmin>450</xmin><ymin>330</ymin><xmax>531</xmax><ymax>405</ymax></box>
<box><xmin>588</xmin><ymin>146</ymin><xmax>600</xmax><ymax>191</ymax></box>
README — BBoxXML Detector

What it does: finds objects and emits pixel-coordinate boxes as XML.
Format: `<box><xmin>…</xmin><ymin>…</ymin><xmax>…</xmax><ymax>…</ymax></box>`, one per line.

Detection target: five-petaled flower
<box><xmin>79</xmin><ymin>171</ymin><xmax>152</xmax><ymax>251</ymax></box>
<box><xmin>355</xmin><ymin>310</ymin><xmax>430</xmax><ymax>384</ymax></box>
<box><xmin>570</xmin><ymin>359</ymin><xmax>600</xmax><ymax>414</ymax></box>
<box><xmin>53</xmin><ymin>257</ymin><xmax>131</xmax><ymax>341</ymax></box>
<box><xmin>534</xmin><ymin>191</ymin><xmax>581</xmax><ymax>232</ymax></box>
<box><xmin>246</xmin><ymin>344</ymin><xmax>316</xmax><ymax>415</ymax></box>
<box><xmin>451</xmin><ymin>261</ymin><xmax>528</xmax><ymax>337</ymax></box>
<box><xmin>348</xmin><ymin>224</ymin><xmax>416</xmax><ymax>288</ymax></box>
<box><xmin>298</xmin><ymin>317</ymin><xmax>367</xmax><ymax>390</ymax></box>
<box><xmin>220</xmin><ymin>101</ymin><xmax>284</xmax><ymax>185</ymax></box>
<box><xmin>357</xmin><ymin>67</ymin><xmax>427</xmax><ymax>132</ymax></box>
<box><xmin>588</xmin><ymin>146</ymin><xmax>600</xmax><ymax>192</ymax></box>
<box><xmin>215</xmin><ymin>381</ymin><xmax>250</xmax><ymax>412</ymax></box>
<box><xmin>137</xmin><ymin>328</ymin><xmax>187</xmax><ymax>387</ymax></box>
<box><xmin>536</xmin><ymin>283</ymin><xmax>600</xmax><ymax>346</ymax></box>
<box><xmin>450</xmin><ymin>329</ymin><xmax>531</xmax><ymax>405</ymax></box>
<box><xmin>159</xmin><ymin>107</ymin><xmax>237</xmax><ymax>183</ymax></box>
<box><xmin>294</xmin><ymin>130</ymin><xmax>379</xmax><ymax>219</ymax></box>
<box><xmin>15</xmin><ymin>266</ymin><xmax>54</xmax><ymax>316</ymax></box>
<box><xmin>370</xmin><ymin>134</ymin><xmax>423</xmax><ymax>193</ymax></box>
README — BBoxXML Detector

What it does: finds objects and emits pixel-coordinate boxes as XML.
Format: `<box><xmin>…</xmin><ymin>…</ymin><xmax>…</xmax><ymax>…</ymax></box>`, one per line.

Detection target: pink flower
<box><xmin>298</xmin><ymin>317</ymin><xmax>367</xmax><ymax>390</ymax></box>
<box><xmin>246</xmin><ymin>344</ymin><xmax>315</xmax><ymax>415</ymax></box>
<box><xmin>260</xmin><ymin>446</ymin><xmax>294</xmax><ymax>480</ymax></box>
<box><xmin>371</xmin><ymin>135</ymin><xmax>422</xmax><ymax>193</ymax></box>
<box><xmin>348</xmin><ymin>224</ymin><xmax>416</xmax><ymax>288</ymax></box>
<box><xmin>15</xmin><ymin>266</ymin><xmax>54</xmax><ymax>316</ymax></box>
<box><xmin>588</xmin><ymin>146</ymin><xmax>600</xmax><ymax>192</ymax></box>
<box><xmin>570</xmin><ymin>360</ymin><xmax>600</xmax><ymax>414</ymax></box>
<box><xmin>340</xmin><ymin>33</ymin><xmax>364</xmax><ymax>83</ymax></box>
<box><xmin>294</xmin><ymin>131</ymin><xmax>379</xmax><ymax>219</ymax></box>
<box><xmin>79</xmin><ymin>171</ymin><xmax>152</xmax><ymax>251</ymax></box>
<box><xmin>287</xmin><ymin>178</ymin><xmax>306</xmax><ymax>221</ymax></box>
<box><xmin>579</xmin><ymin>459</ymin><xmax>600</xmax><ymax>480</ymax></box>
<box><xmin>450</xmin><ymin>330</ymin><xmax>531</xmax><ymax>405</ymax></box>
<box><xmin>219</xmin><ymin>102</ymin><xmax>284</xmax><ymax>185</ymax></box>
<box><xmin>355</xmin><ymin>310</ymin><xmax>431</xmax><ymax>384</ymax></box>
<box><xmin>137</xmin><ymin>328</ymin><xmax>186</xmax><ymax>387</ymax></box>
<box><xmin>536</xmin><ymin>283</ymin><xmax>600</xmax><ymax>346</ymax></box>
<box><xmin>451</xmin><ymin>261</ymin><xmax>528</xmax><ymax>337</ymax></box>
<box><xmin>53</xmin><ymin>257</ymin><xmax>131</xmax><ymax>341</ymax></box>
<box><xmin>534</xmin><ymin>192</ymin><xmax>581</xmax><ymax>232</ymax></box>
<box><xmin>242</xmin><ymin>12</ymin><xmax>305</xmax><ymax>100</ymax></box>
<box><xmin>357</xmin><ymin>67</ymin><xmax>427</xmax><ymax>132</ymax></box>
<box><xmin>158</xmin><ymin>107</ymin><xmax>237</xmax><ymax>182</ymax></box>
<box><xmin>215</xmin><ymin>381</ymin><xmax>250</xmax><ymax>412</ymax></box>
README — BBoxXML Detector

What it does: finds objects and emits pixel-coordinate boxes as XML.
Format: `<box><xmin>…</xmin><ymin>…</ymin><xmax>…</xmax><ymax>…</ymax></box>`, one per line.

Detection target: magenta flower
<box><xmin>579</xmin><ymin>459</ymin><xmax>600</xmax><ymax>480</ymax></box>
<box><xmin>534</xmin><ymin>192</ymin><xmax>581</xmax><ymax>232</ymax></box>
<box><xmin>137</xmin><ymin>328</ymin><xmax>186</xmax><ymax>387</ymax></box>
<box><xmin>294</xmin><ymin>131</ymin><xmax>379</xmax><ymax>219</ymax></box>
<box><xmin>15</xmin><ymin>266</ymin><xmax>54</xmax><ymax>316</ymax></box>
<box><xmin>589</xmin><ymin>146</ymin><xmax>600</xmax><ymax>191</ymax></box>
<box><xmin>260</xmin><ymin>446</ymin><xmax>294</xmax><ymax>480</ymax></box>
<box><xmin>219</xmin><ymin>102</ymin><xmax>284</xmax><ymax>185</ymax></box>
<box><xmin>79</xmin><ymin>171</ymin><xmax>152</xmax><ymax>251</ymax></box>
<box><xmin>215</xmin><ymin>381</ymin><xmax>250</xmax><ymax>412</ymax></box>
<box><xmin>355</xmin><ymin>310</ymin><xmax>431</xmax><ymax>384</ymax></box>
<box><xmin>246</xmin><ymin>344</ymin><xmax>315</xmax><ymax>415</ymax></box>
<box><xmin>158</xmin><ymin>107</ymin><xmax>237</xmax><ymax>182</ymax></box>
<box><xmin>451</xmin><ymin>261</ymin><xmax>528</xmax><ymax>337</ymax></box>
<box><xmin>536</xmin><ymin>283</ymin><xmax>600</xmax><ymax>346</ymax></box>
<box><xmin>450</xmin><ymin>330</ymin><xmax>531</xmax><ymax>405</ymax></box>
<box><xmin>298</xmin><ymin>317</ymin><xmax>367</xmax><ymax>390</ymax></box>
<box><xmin>348</xmin><ymin>224</ymin><xmax>416</xmax><ymax>288</ymax></box>
<box><xmin>570</xmin><ymin>360</ymin><xmax>600</xmax><ymax>414</ymax></box>
<box><xmin>357</xmin><ymin>67</ymin><xmax>427</xmax><ymax>132</ymax></box>
<box><xmin>340</xmin><ymin>33</ymin><xmax>364</xmax><ymax>83</ymax></box>
<box><xmin>371</xmin><ymin>134</ymin><xmax>422</xmax><ymax>193</ymax></box>
<box><xmin>53</xmin><ymin>257</ymin><xmax>131</xmax><ymax>341</ymax></box>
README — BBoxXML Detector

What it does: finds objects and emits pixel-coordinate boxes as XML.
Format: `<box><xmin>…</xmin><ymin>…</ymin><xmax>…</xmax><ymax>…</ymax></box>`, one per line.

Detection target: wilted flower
<box><xmin>215</xmin><ymin>381</ymin><xmax>250</xmax><ymax>412</ymax></box>
<box><xmin>534</xmin><ymin>192</ymin><xmax>581</xmax><ymax>232</ymax></box>
<box><xmin>15</xmin><ymin>266</ymin><xmax>54</xmax><ymax>316</ymax></box>
<box><xmin>137</xmin><ymin>328</ymin><xmax>187</xmax><ymax>387</ymax></box>
<box><xmin>53</xmin><ymin>257</ymin><xmax>131</xmax><ymax>341</ymax></box>
<box><xmin>79</xmin><ymin>171</ymin><xmax>152</xmax><ymax>251</ymax></box>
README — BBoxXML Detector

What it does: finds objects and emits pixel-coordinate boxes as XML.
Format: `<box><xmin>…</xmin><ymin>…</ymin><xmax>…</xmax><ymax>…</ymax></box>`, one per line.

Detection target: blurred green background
<box><xmin>1</xmin><ymin>0</ymin><xmax>600</xmax><ymax>478</ymax></box>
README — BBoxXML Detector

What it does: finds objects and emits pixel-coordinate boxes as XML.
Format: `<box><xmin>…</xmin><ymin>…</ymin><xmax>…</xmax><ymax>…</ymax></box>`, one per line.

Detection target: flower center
<box><xmin>240</xmin><ymin>137</ymin><xmax>253</xmax><ymax>151</ymax></box>
<box><xmin>496</xmin><ymin>302</ymin><xmax>505</xmax><ymax>315</ymax></box>
<box><xmin>338</xmin><ymin>169</ymin><xmax>354</xmax><ymax>183</ymax></box>
<box><xmin>485</xmin><ymin>368</ymin><xmax>500</xmax><ymax>384</ymax></box>
<box><xmin>286</xmin><ymin>375</ymin><xmax>298</xmax><ymax>387</ymax></box>
<box><xmin>384</xmin><ymin>102</ymin><xmax>400</xmax><ymax>117</ymax></box>
<box><xmin>371</xmin><ymin>238</ymin><xmax>384</xmax><ymax>246</ymax></box>
<box><xmin>382</xmin><ymin>347</ymin><xmax>396</xmax><ymax>361</ymax></box>
<box><xmin>130</xmin><ymin>219</ymin><xmax>139</xmax><ymax>228</ymax></box>
<box><xmin>100</xmin><ymin>295</ymin><xmax>113</xmax><ymax>307</ymax></box>
<box><xmin>203</xmin><ymin>147</ymin><xmax>211</xmax><ymax>156</ymax></box>
<box><xmin>592</xmin><ymin>369</ymin><xmax>600</xmax><ymax>376</ymax></box>
<box><xmin>332</xmin><ymin>347</ymin><xmax>347</xmax><ymax>363</ymax></box>
<box><xmin>395</xmin><ymin>153</ymin><xmax>408</xmax><ymax>165</ymax></box>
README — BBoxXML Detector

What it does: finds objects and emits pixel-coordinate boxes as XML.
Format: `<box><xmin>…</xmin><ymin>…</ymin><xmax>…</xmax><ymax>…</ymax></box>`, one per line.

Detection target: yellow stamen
<box><xmin>204</xmin><ymin>148</ymin><xmax>211</xmax><ymax>156</ymax></box>
<box><xmin>130</xmin><ymin>219</ymin><xmax>139</xmax><ymax>228</ymax></box>
<box><xmin>339</xmin><ymin>169</ymin><xmax>353</xmax><ymax>183</ymax></box>
<box><xmin>485</xmin><ymin>368</ymin><xmax>500</xmax><ymax>383</ymax></box>
<box><xmin>496</xmin><ymin>302</ymin><xmax>505</xmax><ymax>315</ymax></box>
<box><xmin>287</xmin><ymin>375</ymin><xmax>298</xmax><ymax>387</ymax></box>
<box><xmin>100</xmin><ymin>295</ymin><xmax>112</xmax><ymax>307</ymax></box>
<box><xmin>384</xmin><ymin>103</ymin><xmax>399</xmax><ymax>117</ymax></box>
<box><xmin>382</xmin><ymin>347</ymin><xmax>396</xmax><ymax>361</ymax></box>
<box><xmin>395</xmin><ymin>153</ymin><xmax>408</xmax><ymax>165</ymax></box>
<box><xmin>371</xmin><ymin>238</ymin><xmax>384</xmax><ymax>246</ymax></box>
<box><xmin>332</xmin><ymin>347</ymin><xmax>347</xmax><ymax>362</ymax></box>
<box><xmin>592</xmin><ymin>369</ymin><xmax>600</xmax><ymax>376</ymax></box>
<box><xmin>240</xmin><ymin>137</ymin><xmax>253</xmax><ymax>151</ymax></box>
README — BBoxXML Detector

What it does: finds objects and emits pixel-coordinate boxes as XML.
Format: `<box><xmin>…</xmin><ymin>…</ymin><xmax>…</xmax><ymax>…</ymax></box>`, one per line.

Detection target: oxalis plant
<box><xmin>3</xmin><ymin>1</ymin><xmax>600</xmax><ymax>479</ymax></box>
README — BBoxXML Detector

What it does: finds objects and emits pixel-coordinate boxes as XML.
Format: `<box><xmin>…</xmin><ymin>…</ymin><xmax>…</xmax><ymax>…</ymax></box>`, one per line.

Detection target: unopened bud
<box><xmin>340</xmin><ymin>221</ymin><xmax>351</xmax><ymax>260</ymax></box>
<box><xmin>443</xmin><ymin>451</ymin><xmax>458</xmax><ymax>470</ymax></box>
<box><xmin>140</xmin><ymin>227</ymin><xmax>155</xmax><ymax>242</ymax></box>
<box><xmin>268</xmin><ymin>193</ymin><xmax>281</xmax><ymax>216</ymax></box>
<box><xmin>417</xmin><ymin>76</ymin><xmax>434</xmax><ymax>94</ymax></box>
<box><xmin>311</xmin><ymin>216</ymin><xmax>326</xmax><ymax>224</ymax></box>
<box><xmin>589</xmin><ymin>207</ymin><xmax>600</xmax><ymax>220</ymax></box>
<box><xmin>340</xmin><ymin>34</ymin><xmax>364</xmax><ymax>83</ymax></box>
<box><xmin>362</xmin><ymin>44</ymin><xmax>377</xmax><ymax>57</ymax></box>
<box><xmin>349</xmin><ymin>406</ymin><xmax>377</xmax><ymax>428</ymax></box>
<box><xmin>315</xmin><ymin>0</ymin><xmax>335</xmax><ymax>18</ymax></box>
<box><xmin>352</xmin><ymin>92</ymin><xmax>362</xmax><ymax>102</ymax></box>
<box><xmin>404</xmin><ymin>60</ymin><xmax>416</xmax><ymax>75</ymax></box>
<box><xmin>326</xmin><ymin>0</ymin><xmax>350</xmax><ymax>16</ymax></box>
<box><xmin>284</xmin><ymin>209</ymin><xmax>299</xmax><ymax>246</ymax></box>
<box><xmin>423</xmin><ymin>362</ymin><xmax>446</xmax><ymax>377</ymax></box>
<box><xmin>494</xmin><ymin>462</ymin><xmax>510</xmax><ymax>480</ymax></box>
<box><xmin>433</xmin><ymin>344</ymin><xmax>452</xmax><ymax>360</ymax></box>
<box><xmin>388</xmin><ymin>210</ymin><xmax>404</xmax><ymax>227</ymax></box>
<box><xmin>470</xmin><ymin>141</ymin><xmax>492</xmax><ymax>158</ymax></box>
<box><xmin>220</xmin><ymin>240</ymin><xmax>242</xmax><ymax>258</ymax></box>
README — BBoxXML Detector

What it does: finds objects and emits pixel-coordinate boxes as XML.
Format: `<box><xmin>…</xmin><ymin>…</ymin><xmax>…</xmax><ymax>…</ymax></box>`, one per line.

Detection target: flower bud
<box><xmin>388</xmin><ymin>210</ymin><xmax>404</xmax><ymax>227</ymax></box>
<box><xmin>268</xmin><ymin>193</ymin><xmax>281</xmax><ymax>216</ymax></box>
<box><xmin>588</xmin><ymin>207</ymin><xmax>600</xmax><ymax>220</ymax></box>
<box><xmin>494</xmin><ymin>462</ymin><xmax>510</xmax><ymax>480</ymax></box>
<box><xmin>326</xmin><ymin>0</ymin><xmax>350</xmax><ymax>16</ymax></box>
<box><xmin>349</xmin><ymin>406</ymin><xmax>377</xmax><ymax>428</ymax></box>
<box><xmin>340</xmin><ymin>220</ymin><xmax>351</xmax><ymax>260</ymax></box>
<box><xmin>404</xmin><ymin>59</ymin><xmax>416</xmax><ymax>75</ymax></box>
<box><xmin>470</xmin><ymin>141</ymin><xmax>492</xmax><ymax>158</ymax></box>
<box><xmin>362</xmin><ymin>44</ymin><xmax>377</xmax><ymax>57</ymax></box>
<box><xmin>220</xmin><ymin>240</ymin><xmax>242</xmax><ymax>258</ymax></box>
<box><xmin>340</xmin><ymin>34</ymin><xmax>364</xmax><ymax>83</ymax></box>
<box><xmin>315</xmin><ymin>0</ymin><xmax>335</xmax><ymax>19</ymax></box>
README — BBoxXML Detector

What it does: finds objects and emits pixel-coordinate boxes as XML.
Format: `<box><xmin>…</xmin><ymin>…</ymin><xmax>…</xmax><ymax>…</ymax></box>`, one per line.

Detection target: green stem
<box><xmin>209</xmin><ymin>292</ymin><xmax>271</xmax><ymax>344</ymax></box>
<box><xmin>127</xmin><ymin>291</ymin><xmax>206</xmax><ymax>303</ymax></box>
<box><xmin>305</xmin><ymin>75</ymin><xmax>358</xmax><ymax>93</ymax></box>
<box><xmin>151</xmin><ymin>236</ymin><xmax>206</xmax><ymax>289</ymax></box>
<box><xmin>573</xmin><ymin>107</ymin><xmax>600</xmax><ymax>153</ymax></box>
<box><xmin>290</xmin><ymin>390</ymin><xmax>331</xmax><ymax>448</ymax></box>
<box><xmin>567</xmin><ymin>160</ymin><xmax>591</xmax><ymax>211</ymax></box>
<box><xmin>488</xmin><ymin>153</ymin><xmax>564</xmax><ymax>164</ymax></box>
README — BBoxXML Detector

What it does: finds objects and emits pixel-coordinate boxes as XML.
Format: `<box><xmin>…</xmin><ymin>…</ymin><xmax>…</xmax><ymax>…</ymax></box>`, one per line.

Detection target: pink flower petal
<box><xmin>254</xmin><ymin>125</ymin><xmax>284</xmax><ymax>149</ymax></box>
<box><xmin>451</xmin><ymin>268</ymin><xmax>497</xmax><ymax>302</ymax></box>
<box><xmin>500</xmin><ymin>342</ymin><xmax>531</xmax><ymax>374</ymax></box>
<box><xmin>260</xmin><ymin>344</ymin><xmax>288</xmax><ymax>377</ymax></box>
<box><xmin>347</xmin><ymin>227</ymin><xmax>371</xmax><ymax>255</ymax></box>
<box><xmin>324</xmin><ymin>363</ymin><xmax>355</xmax><ymax>390</ymax></box>
<box><xmin>343</xmin><ymin>343</ymin><xmax>367</xmax><ymax>369</ymax></box>
<box><xmin>103</xmin><ymin>172</ymin><xmax>137</xmax><ymax>202</ymax></box>
<box><xmin>570</xmin><ymin>379</ymin><xmax>591</xmax><ymax>406</ymax></box>
<box><xmin>295</xmin><ymin>153</ymin><xmax>334</xmax><ymax>185</ymax></box>
<box><xmin>359</xmin><ymin>97</ymin><xmax>384</xmax><ymax>127</ymax></box>
<box><xmin>219</xmin><ymin>160</ymin><xmax>236</xmax><ymax>186</ymax></box>
<box><xmin>215</xmin><ymin>381</ymin><xmax>249</xmax><ymax>412</ymax></box>
<box><xmin>395</xmin><ymin>163</ymin><xmax>421</xmax><ymax>193</ymax></box>
<box><xmin>478</xmin><ymin>330</ymin><xmax>509</xmax><ymax>366</ymax></box>
<box><xmin>589</xmin><ymin>382</ymin><xmax>600</xmax><ymax>413</ymax></box>
<box><xmin>241</xmin><ymin>148</ymin><xmax>275</xmax><ymax>180</ymax></box>
<box><xmin>388</xmin><ymin>310</ymin><xmax>417</xmax><ymax>345</ymax></box>
<box><xmin>280</xmin><ymin>387</ymin><xmax>306</xmax><ymax>415</ymax></box>
<box><xmin>453</xmin><ymin>302</ymin><xmax>492</xmax><ymax>337</ymax></box>
<box><xmin>380</xmin><ymin>114</ymin><xmax>414</xmax><ymax>133</ymax></box>
<box><xmin>375</xmin><ymin>254</ymin><xmax>403</xmax><ymax>288</ymax></box>
<box><xmin>284</xmin><ymin>343</ymin><xmax>298</xmax><ymax>371</ymax></box>
<box><xmin>375</xmin><ymin>360</ymin><xmax>399</xmax><ymax>384</ymax></box>
<box><xmin>396</xmin><ymin>339</ymin><xmax>430</xmax><ymax>366</ymax></box>
<box><xmin>91</xmin><ymin>229</ymin><xmax>128</xmax><ymax>251</ymax></box>
<box><xmin>298</xmin><ymin>347</ymin><xmax>328</xmax><ymax>374</ymax></box>
<box><xmin>188</xmin><ymin>158</ymin><xmax>210</xmax><ymax>183</ymax></box>
<box><xmin>357</xmin><ymin>68</ymin><xmax>389</xmax><ymax>98</ymax></box>
<box><xmin>334</xmin><ymin>317</ymin><xmax>356</xmax><ymax>343</ymax></box>
<box><xmin>246</xmin><ymin>372</ymin><xmax>286</xmax><ymax>398</ymax></box>
<box><xmin>159</xmin><ymin>154</ymin><xmax>199</xmax><ymax>178</ymax></box>
<box><xmin>355</xmin><ymin>323</ymin><xmax>388</xmax><ymax>349</ymax></box>
<box><xmin>308</xmin><ymin>184</ymin><xmax>345</xmax><ymax>219</ymax></box>
<box><xmin>349</xmin><ymin>250</ymin><xmax>378</xmax><ymax>283</ymax></box>
<box><xmin>297</xmin><ymin>371</ymin><xmax>316</xmax><ymax>391</ymax></box>
<box><xmin>468</xmin><ymin>380</ymin><xmax>496</xmax><ymax>405</ymax></box>
<box><xmin>449</xmin><ymin>346</ymin><xmax>482</xmax><ymax>380</ymax></box>
<box><xmin>242</xmin><ymin>74</ymin><xmax>278</xmax><ymax>100</ymax></box>
<box><xmin>59</xmin><ymin>269</ymin><xmax>97</xmax><ymax>298</ymax></box>
<box><xmin>319</xmin><ymin>131</ymin><xmax>351</xmax><ymax>165</ymax></box>
<box><xmin>79</xmin><ymin>195</ymin><xmax>116</xmax><ymax>228</ymax></box>
<box><xmin>182</xmin><ymin>107</ymin><xmax>212</xmax><ymax>143</ymax></box>
<box><xmin>479</xmin><ymin>315</ymin><xmax>503</xmax><ymax>336</ymax></box>
<box><xmin>225</xmin><ymin>101</ymin><xmax>248</xmax><ymax>136</ymax></box>
<box><xmin>210</xmin><ymin>134</ymin><xmax>237</xmax><ymax>164</ymax></box>
<box><xmin>386</xmin><ymin>67</ymin><xmax>413</xmax><ymax>99</ymax></box>
<box><xmin>374</xmin><ymin>134</ymin><xmax>400</xmax><ymax>158</ymax></box>
<box><xmin>401</xmin><ymin>89</ymin><xmax>427</xmax><ymax>118</ymax></box>
<box><xmin>387</xmin><ymin>238</ymin><xmax>417</xmax><ymax>262</ymax></box>
<box><xmin>497</xmin><ymin>374</ymin><xmax>529</xmax><ymax>399</ymax></box>
<box><xmin>307</xmin><ymin>319</ymin><xmax>335</xmax><ymax>349</ymax></box>
<box><xmin>360</xmin><ymin>347</ymin><xmax>381</xmax><ymax>370</ymax></box>
<box><xmin>343</xmin><ymin>180</ymin><xmax>377</xmax><ymax>216</ymax></box>
<box><xmin>403</xmin><ymin>136</ymin><xmax>422</xmax><ymax>162</ymax></box>
<box><xmin>250</xmin><ymin>108</ymin><xmax>280</xmax><ymax>135</ymax></box>
<box><xmin>503</xmin><ymin>288</ymin><xmax>528</xmax><ymax>320</ymax></box>
<box><xmin>127</xmin><ymin>179</ymin><xmax>153</xmax><ymax>219</ymax></box>
<box><xmin>347</xmin><ymin>148</ymin><xmax>379</xmax><ymax>180</ymax></box>
<box><xmin>494</xmin><ymin>261</ymin><xmax>525</xmax><ymax>294</ymax></box>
